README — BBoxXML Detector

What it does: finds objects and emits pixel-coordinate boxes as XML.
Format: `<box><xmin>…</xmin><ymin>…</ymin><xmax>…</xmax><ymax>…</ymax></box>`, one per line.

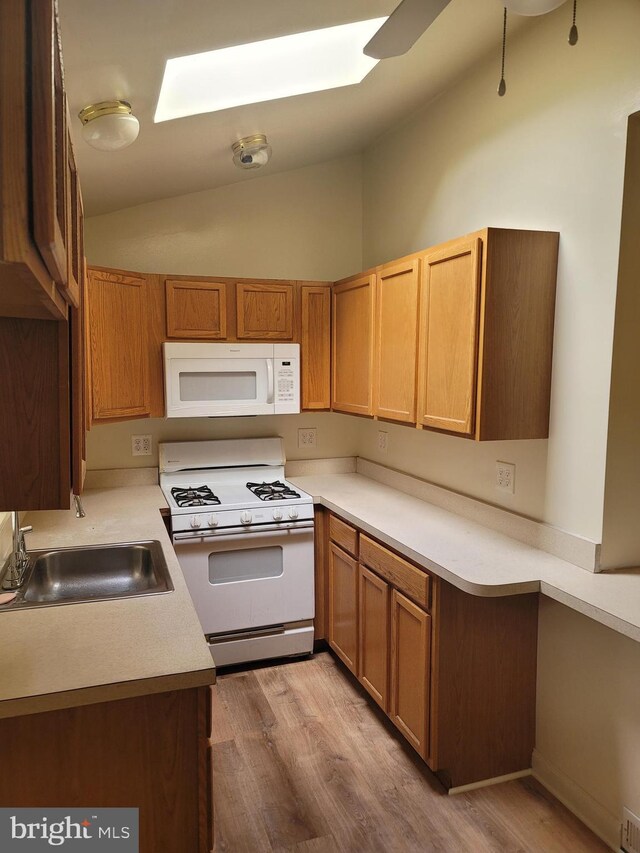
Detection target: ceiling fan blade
<box><xmin>364</xmin><ymin>0</ymin><xmax>453</xmax><ymax>59</ymax></box>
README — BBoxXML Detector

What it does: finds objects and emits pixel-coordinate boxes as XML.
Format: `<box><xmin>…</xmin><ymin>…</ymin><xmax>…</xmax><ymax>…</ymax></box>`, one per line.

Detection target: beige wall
<box><xmin>361</xmin><ymin>0</ymin><xmax>640</xmax><ymax>543</ymax></box>
<box><xmin>87</xmin><ymin>412</ymin><xmax>360</xmax><ymax>471</ymax></box>
<box><xmin>536</xmin><ymin>598</ymin><xmax>640</xmax><ymax>848</ymax></box>
<box><xmin>85</xmin><ymin>155</ymin><xmax>362</xmax><ymax>281</ymax></box>
<box><xmin>84</xmin><ymin>154</ymin><xmax>364</xmax><ymax>471</ymax></box>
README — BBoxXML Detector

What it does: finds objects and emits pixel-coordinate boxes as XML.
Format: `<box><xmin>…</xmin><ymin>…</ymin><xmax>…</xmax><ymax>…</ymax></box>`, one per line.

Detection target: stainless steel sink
<box><xmin>0</xmin><ymin>541</ymin><xmax>174</xmax><ymax>610</ymax></box>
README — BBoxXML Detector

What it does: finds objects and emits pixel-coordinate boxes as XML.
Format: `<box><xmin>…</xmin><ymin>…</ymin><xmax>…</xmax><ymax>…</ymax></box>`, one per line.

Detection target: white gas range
<box><xmin>159</xmin><ymin>438</ymin><xmax>315</xmax><ymax>667</ymax></box>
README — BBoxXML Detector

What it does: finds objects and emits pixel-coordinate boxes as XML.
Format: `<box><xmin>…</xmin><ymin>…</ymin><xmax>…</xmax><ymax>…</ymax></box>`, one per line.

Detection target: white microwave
<box><xmin>163</xmin><ymin>342</ymin><xmax>300</xmax><ymax>418</ymax></box>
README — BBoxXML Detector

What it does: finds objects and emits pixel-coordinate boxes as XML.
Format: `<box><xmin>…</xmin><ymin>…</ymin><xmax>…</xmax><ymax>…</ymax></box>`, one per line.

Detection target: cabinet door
<box><xmin>236</xmin><ymin>282</ymin><xmax>294</xmax><ymax>339</ymax></box>
<box><xmin>328</xmin><ymin>543</ymin><xmax>359</xmax><ymax>674</ymax></box>
<box><xmin>31</xmin><ymin>0</ymin><xmax>71</xmax><ymax>296</ymax></box>
<box><xmin>390</xmin><ymin>589</ymin><xmax>431</xmax><ymax>758</ymax></box>
<box><xmin>332</xmin><ymin>274</ymin><xmax>375</xmax><ymax>415</ymax></box>
<box><xmin>374</xmin><ymin>259</ymin><xmax>420</xmax><ymax>423</ymax></box>
<box><xmin>301</xmin><ymin>284</ymin><xmax>331</xmax><ymax>410</ymax></box>
<box><xmin>358</xmin><ymin>565</ymin><xmax>390</xmax><ymax>711</ymax></box>
<box><xmin>166</xmin><ymin>279</ymin><xmax>227</xmax><ymax>339</ymax></box>
<box><xmin>417</xmin><ymin>237</ymin><xmax>482</xmax><ymax>435</ymax></box>
<box><xmin>88</xmin><ymin>269</ymin><xmax>150</xmax><ymax>421</ymax></box>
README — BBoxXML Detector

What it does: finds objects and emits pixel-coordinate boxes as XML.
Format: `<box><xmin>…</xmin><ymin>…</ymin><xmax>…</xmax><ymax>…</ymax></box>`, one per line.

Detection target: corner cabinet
<box><xmin>87</xmin><ymin>269</ymin><xmax>150</xmax><ymax>421</ymax></box>
<box><xmin>332</xmin><ymin>273</ymin><xmax>376</xmax><ymax>416</ymax></box>
<box><xmin>301</xmin><ymin>284</ymin><xmax>331</xmax><ymax>410</ymax></box>
<box><xmin>323</xmin><ymin>512</ymin><xmax>538</xmax><ymax>790</ymax></box>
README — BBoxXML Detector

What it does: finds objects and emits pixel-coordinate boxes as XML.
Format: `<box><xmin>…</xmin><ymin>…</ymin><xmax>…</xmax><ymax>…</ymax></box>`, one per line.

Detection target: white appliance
<box><xmin>159</xmin><ymin>437</ymin><xmax>315</xmax><ymax>667</ymax></box>
<box><xmin>163</xmin><ymin>342</ymin><xmax>300</xmax><ymax>418</ymax></box>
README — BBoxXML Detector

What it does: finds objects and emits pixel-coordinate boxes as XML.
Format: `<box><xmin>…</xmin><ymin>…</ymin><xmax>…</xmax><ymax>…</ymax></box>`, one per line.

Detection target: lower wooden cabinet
<box><xmin>328</xmin><ymin>542</ymin><xmax>359</xmax><ymax>674</ymax></box>
<box><xmin>389</xmin><ymin>589</ymin><xmax>431</xmax><ymax>759</ymax></box>
<box><xmin>358</xmin><ymin>565</ymin><xmax>390</xmax><ymax>711</ymax></box>
<box><xmin>323</xmin><ymin>512</ymin><xmax>538</xmax><ymax>790</ymax></box>
<box><xmin>0</xmin><ymin>687</ymin><xmax>213</xmax><ymax>853</ymax></box>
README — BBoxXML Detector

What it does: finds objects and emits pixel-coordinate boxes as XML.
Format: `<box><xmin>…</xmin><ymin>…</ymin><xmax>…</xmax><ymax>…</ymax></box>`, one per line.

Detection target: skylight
<box><xmin>154</xmin><ymin>17</ymin><xmax>387</xmax><ymax>123</ymax></box>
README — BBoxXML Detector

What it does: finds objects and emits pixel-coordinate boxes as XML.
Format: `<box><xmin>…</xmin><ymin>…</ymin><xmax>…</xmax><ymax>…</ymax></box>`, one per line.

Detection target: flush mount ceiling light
<box><xmin>78</xmin><ymin>101</ymin><xmax>140</xmax><ymax>151</ymax></box>
<box><xmin>232</xmin><ymin>135</ymin><xmax>272</xmax><ymax>170</ymax></box>
<box><xmin>154</xmin><ymin>17</ymin><xmax>386</xmax><ymax>123</ymax></box>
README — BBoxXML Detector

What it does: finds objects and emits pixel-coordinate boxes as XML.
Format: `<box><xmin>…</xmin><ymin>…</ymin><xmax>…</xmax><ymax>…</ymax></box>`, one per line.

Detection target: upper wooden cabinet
<box><xmin>87</xmin><ymin>269</ymin><xmax>150</xmax><ymax>421</ymax></box>
<box><xmin>236</xmin><ymin>281</ymin><xmax>295</xmax><ymax>340</ymax></box>
<box><xmin>301</xmin><ymin>284</ymin><xmax>331</xmax><ymax>410</ymax></box>
<box><xmin>418</xmin><ymin>228</ymin><xmax>559</xmax><ymax>440</ymax></box>
<box><xmin>332</xmin><ymin>227</ymin><xmax>559</xmax><ymax>440</ymax></box>
<box><xmin>332</xmin><ymin>273</ymin><xmax>376</xmax><ymax>416</ymax></box>
<box><xmin>0</xmin><ymin>0</ymin><xmax>78</xmax><ymax>321</ymax></box>
<box><xmin>374</xmin><ymin>259</ymin><xmax>420</xmax><ymax>423</ymax></box>
<box><xmin>166</xmin><ymin>279</ymin><xmax>228</xmax><ymax>339</ymax></box>
<box><xmin>417</xmin><ymin>236</ymin><xmax>481</xmax><ymax>435</ymax></box>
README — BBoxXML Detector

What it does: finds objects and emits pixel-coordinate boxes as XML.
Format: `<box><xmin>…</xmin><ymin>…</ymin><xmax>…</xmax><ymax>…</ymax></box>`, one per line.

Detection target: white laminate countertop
<box><xmin>0</xmin><ymin>485</ymin><xmax>215</xmax><ymax>720</ymax></box>
<box><xmin>289</xmin><ymin>472</ymin><xmax>640</xmax><ymax>644</ymax></box>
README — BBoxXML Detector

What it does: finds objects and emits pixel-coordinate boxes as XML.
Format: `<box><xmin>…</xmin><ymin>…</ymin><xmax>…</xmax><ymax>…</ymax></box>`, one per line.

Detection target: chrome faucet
<box><xmin>1</xmin><ymin>511</ymin><xmax>33</xmax><ymax>590</ymax></box>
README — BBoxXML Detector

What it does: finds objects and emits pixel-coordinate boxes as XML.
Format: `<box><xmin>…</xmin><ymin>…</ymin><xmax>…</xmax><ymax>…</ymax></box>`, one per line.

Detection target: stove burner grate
<box><xmin>171</xmin><ymin>485</ymin><xmax>221</xmax><ymax>508</ymax></box>
<box><xmin>246</xmin><ymin>481</ymin><xmax>301</xmax><ymax>502</ymax></box>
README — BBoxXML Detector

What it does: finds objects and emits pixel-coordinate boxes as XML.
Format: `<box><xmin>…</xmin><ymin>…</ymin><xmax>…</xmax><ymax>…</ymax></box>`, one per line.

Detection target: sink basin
<box><xmin>1</xmin><ymin>541</ymin><xmax>174</xmax><ymax>610</ymax></box>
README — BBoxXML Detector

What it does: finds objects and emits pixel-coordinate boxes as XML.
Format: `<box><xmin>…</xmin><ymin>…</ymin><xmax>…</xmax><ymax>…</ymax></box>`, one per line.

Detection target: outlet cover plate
<box><xmin>496</xmin><ymin>461</ymin><xmax>515</xmax><ymax>493</ymax></box>
<box><xmin>132</xmin><ymin>434</ymin><xmax>152</xmax><ymax>456</ymax></box>
<box><xmin>298</xmin><ymin>428</ymin><xmax>317</xmax><ymax>449</ymax></box>
<box><xmin>623</xmin><ymin>807</ymin><xmax>640</xmax><ymax>853</ymax></box>
<box><xmin>377</xmin><ymin>430</ymin><xmax>389</xmax><ymax>453</ymax></box>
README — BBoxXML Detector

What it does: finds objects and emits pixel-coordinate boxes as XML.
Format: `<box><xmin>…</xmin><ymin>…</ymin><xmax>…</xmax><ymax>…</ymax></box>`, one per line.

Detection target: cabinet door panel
<box><xmin>374</xmin><ymin>260</ymin><xmax>419</xmax><ymax>423</ymax></box>
<box><xmin>166</xmin><ymin>279</ymin><xmax>227</xmax><ymax>339</ymax></box>
<box><xmin>328</xmin><ymin>543</ymin><xmax>358</xmax><ymax>674</ymax></box>
<box><xmin>301</xmin><ymin>284</ymin><xmax>331</xmax><ymax>410</ymax></box>
<box><xmin>31</xmin><ymin>1</ymin><xmax>70</xmax><ymax>294</ymax></box>
<box><xmin>88</xmin><ymin>269</ymin><xmax>150</xmax><ymax>421</ymax></box>
<box><xmin>358</xmin><ymin>565</ymin><xmax>390</xmax><ymax>711</ymax></box>
<box><xmin>417</xmin><ymin>238</ymin><xmax>482</xmax><ymax>435</ymax></box>
<box><xmin>390</xmin><ymin>589</ymin><xmax>431</xmax><ymax>758</ymax></box>
<box><xmin>332</xmin><ymin>274</ymin><xmax>375</xmax><ymax>415</ymax></box>
<box><xmin>236</xmin><ymin>282</ymin><xmax>294</xmax><ymax>339</ymax></box>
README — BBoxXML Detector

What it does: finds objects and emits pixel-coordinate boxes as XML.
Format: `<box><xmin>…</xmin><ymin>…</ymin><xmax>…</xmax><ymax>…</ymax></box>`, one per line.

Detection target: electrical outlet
<box><xmin>132</xmin><ymin>434</ymin><xmax>152</xmax><ymax>457</ymax></box>
<box><xmin>623</xmin><ymin>807</ymin><xmax>640</xmax><ymax>853</ymax></box>
<box><xmin>496</xmin><ymin>461</ymin><xmax>515</xmax><ymax>493</ymax></box>
<box><xmin>377</xmin><ymin>430</ymin><xmax>389</xmax><ymax>453</ymax></box>
<box><xmin>298</xmin><ymin>428</ymin><xmax>317</xmax><ymax>449</ymax></box>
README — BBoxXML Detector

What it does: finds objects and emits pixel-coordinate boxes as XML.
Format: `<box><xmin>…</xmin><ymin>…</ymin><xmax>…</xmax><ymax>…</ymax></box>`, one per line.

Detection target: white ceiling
<box><xmin>59</xmin><ymin>0</ymin><xmax>529</xmax><ymax>216</ymax></box>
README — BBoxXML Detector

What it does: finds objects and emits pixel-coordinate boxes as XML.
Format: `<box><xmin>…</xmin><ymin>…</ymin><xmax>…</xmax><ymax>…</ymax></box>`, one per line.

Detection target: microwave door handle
<box><xmin>266</xmin><ymin>359</ymin><xmax>274</xmax><ymax>404</ymax></box>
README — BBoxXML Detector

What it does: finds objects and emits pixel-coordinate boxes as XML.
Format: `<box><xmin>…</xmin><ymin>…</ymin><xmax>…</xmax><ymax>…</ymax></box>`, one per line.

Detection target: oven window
<box><xmin>179</xmin><ymin>371</ymin><xmax>257</xmax><ymax>401</ymax></box>
<box><xmin>208</xmin><ymin>546</ymin><xmax>283</xmax><ymax>584</ymax></box>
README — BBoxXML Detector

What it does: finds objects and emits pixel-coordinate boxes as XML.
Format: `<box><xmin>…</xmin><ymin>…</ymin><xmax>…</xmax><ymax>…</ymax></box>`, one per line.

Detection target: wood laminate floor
<box><xmin>211</xmin><ymin>651</ymin><xmax>607</xmax><ymax>853</ymax></box>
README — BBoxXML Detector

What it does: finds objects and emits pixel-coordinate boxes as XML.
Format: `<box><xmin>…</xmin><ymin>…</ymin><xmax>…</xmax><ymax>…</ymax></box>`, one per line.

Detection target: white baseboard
<box><xmin>532</xmin><ymin>750</ymin><xmax>620</xmax><ymax>851</ymax></box>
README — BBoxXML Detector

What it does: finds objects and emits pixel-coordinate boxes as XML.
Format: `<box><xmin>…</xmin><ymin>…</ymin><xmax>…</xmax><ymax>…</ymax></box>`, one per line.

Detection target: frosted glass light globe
<box><xmin>81</xmin><ymin>113</ymin><xmax>140</xmax><ymax>151</ymax></box>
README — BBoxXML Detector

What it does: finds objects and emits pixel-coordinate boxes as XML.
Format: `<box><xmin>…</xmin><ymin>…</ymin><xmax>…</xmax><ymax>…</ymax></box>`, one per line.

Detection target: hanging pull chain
<box><xmin>498</xmin><ymin>7</ymin><xmax>507</xmax><ymax>96</ymax></box>
<box><xmin>569</xmin><ymin>0</ymin><xmax>578</xmax><ymax>45</ymax></box>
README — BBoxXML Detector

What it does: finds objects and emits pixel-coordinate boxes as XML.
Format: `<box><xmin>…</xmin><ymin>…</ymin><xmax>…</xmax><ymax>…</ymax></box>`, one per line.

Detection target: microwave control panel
<box><xmin>274</xmin><ymin>346</ymin><xmax>300</xmax><ymax>413</ymax></box>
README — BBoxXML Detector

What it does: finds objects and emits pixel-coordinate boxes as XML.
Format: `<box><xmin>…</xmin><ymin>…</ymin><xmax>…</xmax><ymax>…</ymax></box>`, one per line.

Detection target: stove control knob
<box><xmin>208</xmin><ymin>514</ymin><xmax>219</xmax><ymax>528</ymax></box>
<box><xmin>288</xmin><ymin>507</ymin><xmax>299</xmax><ymax>520</ymax></box>
<box><xmin>190</xmin><ymin>516</ymin><xmax>202</xmax><ymax>529</ymax></box>
<box><xmin>272</xmin><ymin>508</ymin><xmax>284</xmax><ymax>522</ymax></box>
<box><xmin>240</xmin><ymin>511</ymin><xmax>253</xmax><ymax>526</ymax></box>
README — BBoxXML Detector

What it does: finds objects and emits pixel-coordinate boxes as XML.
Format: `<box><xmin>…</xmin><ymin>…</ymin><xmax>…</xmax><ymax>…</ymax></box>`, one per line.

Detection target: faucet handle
<box><xmin>18</xmin><ymin>525</ymin><xmax>32</xmax><ymax>549</ymax></box>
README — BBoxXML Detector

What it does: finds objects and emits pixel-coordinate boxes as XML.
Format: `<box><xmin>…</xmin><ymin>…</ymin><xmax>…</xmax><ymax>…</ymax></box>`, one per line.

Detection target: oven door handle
<box><xmin>173</xmin><ymin>521</ymin><xmax>314</xmax><ymax>542</ymax></box>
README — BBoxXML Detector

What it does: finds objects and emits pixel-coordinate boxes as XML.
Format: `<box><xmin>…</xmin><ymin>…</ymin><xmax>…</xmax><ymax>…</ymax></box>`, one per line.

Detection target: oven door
<box><xmin>173</xmin><ymin>524</ymin><xmax>315</xmax><ymax>635</ymax></box>
<box><xmin>164</xmin><ymin>343</ymin><xmax>275</xmax><ymax>418</ymax></box>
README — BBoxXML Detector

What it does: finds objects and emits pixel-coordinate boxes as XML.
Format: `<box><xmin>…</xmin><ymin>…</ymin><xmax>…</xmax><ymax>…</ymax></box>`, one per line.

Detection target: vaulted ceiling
<box><xmin>60</xmin><ymin>0</ymin><xmax>528</xmax><ymax>215</ymax></box>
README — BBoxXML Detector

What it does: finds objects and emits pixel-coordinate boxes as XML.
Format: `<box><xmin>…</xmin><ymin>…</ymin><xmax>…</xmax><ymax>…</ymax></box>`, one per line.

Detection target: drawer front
<box><xmin>329</xmin><ymin>514</ymin><xmax>359</xmax><ymax>558</ymax></box>
<box><xmin>360</xmin><ymin>535</ymin><xmax>430</xmax><ymax>610</ymax></box>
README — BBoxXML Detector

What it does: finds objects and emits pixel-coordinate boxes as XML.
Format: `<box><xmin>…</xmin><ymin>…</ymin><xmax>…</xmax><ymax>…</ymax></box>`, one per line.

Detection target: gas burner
<box><xmin>171</xmin><ymin>485</ymin><xmax>221</xmax><ymax>508</ymax></box>
<box><xmin>246</xmin><ymin>481</ymin><xmax>301</xmax><ymax>502</ymax></box>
